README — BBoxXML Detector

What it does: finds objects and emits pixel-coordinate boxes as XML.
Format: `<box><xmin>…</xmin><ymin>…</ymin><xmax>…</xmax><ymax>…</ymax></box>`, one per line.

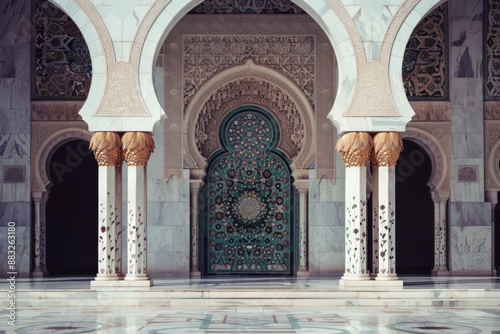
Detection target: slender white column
<box><xmin>336</xmin><ymin>132</ymin><xmax>373</xmax><ymax>282</ymax></box>
<box><xmin>371</xmin><ymin>166</ymin><xmax>379</xmax><ymax>277</ymax></box>
<box><xmin>89</xmin><ymin>132</ymin><xmax>123</xmax><ymax>282</ymax></box>
<box><xmin>375</xmin><ymin>165</ymin><xmax>397</xmax><ymax>279</ymax></box>
<box><xmin>32</xmin><ymin>191</ymin><xmax>49</xmax><ymax>277</ymax></box>
<box><xmin>432</xmin><ymin>191</ymin><xmax>450</xmax><ymax>275</ymax></box>
<box><xmin>122</xmin><ymin>132</ymin><xmax>154</xmax><ymax>284</ymax></box>
<box><xmin>373</xmin><ymin>132</ymin><xmax>402</xmax><ymax>282</ymax></box>
<box><xmin>297</xmin><ymin>186</ymin><xmax>309</xmax><ymax>277</ymax></box>
<box><xmin>190</xmin><ymin>180</ymin><xmax>202</xmax><ymax>277</ymax></box>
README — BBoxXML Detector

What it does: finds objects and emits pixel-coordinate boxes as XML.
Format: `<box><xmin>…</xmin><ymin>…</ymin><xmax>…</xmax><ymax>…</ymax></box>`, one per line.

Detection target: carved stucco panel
<box><xmin>403</xmin><ymin>122</ymin><xmax>451</xmax><ymax>193</ymax></box>
<box><xmin>484</xmin><ymin>120</ymin><xmax>500</xmax><ymax>190</ymax></box>
<box><xmin>31</xmin><ymin>121</ymin><xmax>91</xmax><ymax>192</ymax></box>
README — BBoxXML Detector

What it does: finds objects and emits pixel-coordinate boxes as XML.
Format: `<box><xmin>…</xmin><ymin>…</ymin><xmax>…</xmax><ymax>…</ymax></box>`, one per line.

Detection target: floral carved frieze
<box><xmin>410</xmin><ymin>101</ymin><xmax>451</xmax><ymax>121</ymax></box>
<box><xmin>31</xmin><ymin>101</ymin><xmax>84</xmax><ymax>121</ymax></box>
<box><xmin>484</xmin><ymin>101</ymin><xmax>500</xmax><ymax>119</ymax></box>
<box><xmin>195</xmin><ymin>77</ymin><xmax>305</xmax><ymax>161</ymax></box>
<box><xmin>183</xmin><ymin>35</ymin><xmax>315</xmax><ymax>108</ymax></box>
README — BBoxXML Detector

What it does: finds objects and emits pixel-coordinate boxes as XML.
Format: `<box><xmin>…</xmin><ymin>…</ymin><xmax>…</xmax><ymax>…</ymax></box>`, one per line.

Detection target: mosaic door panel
<box><xmin>206</xmin><ymin>109</ymin><xmax>292</xmax><ymax>274</ymax></box>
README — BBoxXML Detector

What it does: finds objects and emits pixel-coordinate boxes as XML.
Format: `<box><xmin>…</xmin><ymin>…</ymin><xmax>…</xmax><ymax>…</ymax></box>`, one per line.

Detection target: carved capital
<box><xmin>372</xmin><ymin>132</ymin><xmax>403</xmax><ymax>167</ymax></box>
<box><xmin>89</xmin><ymin>132</ymin><xmax>123</xmax><ymax>167</ymax></box>
<box><xmin>336</xmin><ymin>132</ymin><xmax>373</xmax><ymax>167</ymax></box>
<box><xmin>122</xmin><ymin>132</ymin><xmax>155</xmax><ymax>166</ymax></box>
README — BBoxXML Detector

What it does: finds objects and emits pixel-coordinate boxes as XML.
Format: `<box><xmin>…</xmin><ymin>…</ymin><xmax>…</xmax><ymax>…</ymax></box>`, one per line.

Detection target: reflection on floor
<box><xmin>0</xmin><ymin>276</ymin><xmax>499</xmax><ymax>333</ymax></box>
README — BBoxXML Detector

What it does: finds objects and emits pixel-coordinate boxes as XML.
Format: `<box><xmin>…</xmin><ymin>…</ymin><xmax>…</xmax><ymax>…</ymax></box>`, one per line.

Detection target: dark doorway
<box><xmin>395</xmin><ymin>139</ymin><xmax>434</xmax><ymax>274</ymax></box>
<box><xmin>46</xmin><ymin>140</ymin><xmax>98</xmax><ymax>275</ymax></box>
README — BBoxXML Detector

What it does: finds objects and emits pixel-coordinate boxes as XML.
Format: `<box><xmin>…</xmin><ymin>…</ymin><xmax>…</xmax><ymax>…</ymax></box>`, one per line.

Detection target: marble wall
<box><xmin>308</xmin><ymin>151</ymin><xmax>346</xmax><ymax>276</ymax></box>
<box><xmin>121</xmin><ymin>121</ymin><xmax>190</xmax><ymax>277</ymax></box>
<box><xmin>0</xmin><ymin>1</ymin><xmax>31</xmax><ymax>276</ymax></box>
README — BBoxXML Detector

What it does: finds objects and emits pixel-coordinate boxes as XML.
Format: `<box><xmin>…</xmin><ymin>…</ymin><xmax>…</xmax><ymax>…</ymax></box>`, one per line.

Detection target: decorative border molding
<box><xmin>31</xmin><ymin>122</ymin><xmax>92</xmax><ymax>192</ymax></box>
<box><xmin>485</xmin><ymin>120</ymin><xmax>500</xmax><ymax>190</ymax></box>
<box><xmin>402</xmin><ymin>122</ymin><xmax>451</xmax><ymax>193</ymax></box>
<box><xmin>410</xmin><ymin>101</ymin><xmax>451</xmax><ymax>121</ymax></box>
<box><xmin>31</xmin><ymin>101</ymin><xmax>84</xmax><ymax>121</ymax></box>
<box><xmin>184</xmin><ymin>60</ymin><xmax>315</xmax><ymax>174</ymax></box>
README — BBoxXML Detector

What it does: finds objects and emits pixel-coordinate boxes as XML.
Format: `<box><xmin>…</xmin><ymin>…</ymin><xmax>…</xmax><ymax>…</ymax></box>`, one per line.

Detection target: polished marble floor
<box><xmin>0</xmin><ymin>276</ymin><xmax>499</xmax><ymax>333</ymax></box>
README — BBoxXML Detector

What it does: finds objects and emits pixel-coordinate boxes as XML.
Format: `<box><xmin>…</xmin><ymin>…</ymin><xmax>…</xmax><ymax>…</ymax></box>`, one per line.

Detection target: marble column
<box><xmin>371</xmin><ymin>162</ymin><xmax>379</xmax><ymax>277</ymax></box>
<box><xmin>336</xmin><ymin>132</ymin><xmax>373</xmax><ymax>283</ymax></box>
<box><xmin>89</xmin><ymin>132</ymin><xmax>123</xmax><ymax>282</ymax></box>
<box><xmin>431</xmin><ymin>191</ymin><xmax>450</xmax><ymax>275</ymax></box>
<box><xmin>122</xmin><ymin>132</ymin><xmax>155</xmax><ymax>285</ymax></box>
<box><xmin>485</xmin><ymin>190</ymin><xmax>498</xmax><ymax>276</ymax></box>
<box><xmin>297</xmin><ymin>182</ymin><xmax>309</xmax><ymax>277</ymax></box>
<box><xmin>32</xmin><ymin>191</ymin><xmax>49</xmax><ymax>277</ymax></box>
<box><xmin>190</xmin><ymin>179</ymin><xmax>202</xmax><ymax>278</ymax></box>
<box><xmin>373</xmin><ymin>133</ymin><xmax>403</xmax><ymax>282</ymax></box>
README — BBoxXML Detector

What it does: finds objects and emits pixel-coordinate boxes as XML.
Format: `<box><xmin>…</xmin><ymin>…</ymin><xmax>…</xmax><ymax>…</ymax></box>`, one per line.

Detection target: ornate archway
<box><xmin>204</xmin><ymin>107</ymin><xmax>294</xmax><ymax>274</ymax></box>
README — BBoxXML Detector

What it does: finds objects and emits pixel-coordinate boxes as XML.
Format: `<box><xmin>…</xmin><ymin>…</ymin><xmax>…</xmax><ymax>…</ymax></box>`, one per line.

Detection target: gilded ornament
<box><xmin>122</xmin><ymin>132</ymin><xmax>155</xmax><ymax>166</ymax></box>
<box><xmin>372</xmin><ymin>132</ymin><xmax>403</xmax><ymax>167</ymax></box>
<box><xmin>336</xmin><ymin>132</ymin><xmax>373</xmax><ymax>167</ymax></box>
<box><xmin>89</xmin><ymin>132</ymin><xmax>123</xmax><ymax>167</ymax></box>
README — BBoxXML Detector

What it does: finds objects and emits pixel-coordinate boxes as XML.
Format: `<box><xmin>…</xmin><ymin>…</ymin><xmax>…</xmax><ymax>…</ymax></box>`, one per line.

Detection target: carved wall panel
<box><xmin>31</xmin><ymin>102</ymin><xmax>91</xmax><ymax>192</ymax></box>
<box><xmin>190</xmin><ymin>0</ymin><xmax>305</xmax><ymax>14</ymax></box>
<box><xmin>410</xmin><ymin>101</ymin><xmax>451</xmax><ymax>121</ymax></box>
<box><xmin>402</xmin><ymin>122</ymin><xmax>451</xmax><ymax>193</ymax></box>
<box><xmin>486</xmin><ymin>0</ymin><xmax>500</xmax><ymax>99</ymax></box>
<box><xmin>403</xmin><ymin>5</ymin><xmax>447</xmax><ymax>99</ymax></box>
<box><xmin>36</xmin><ymin>0</ymin><xmax>92</xmax><ymax>98</ymax></box>
<box><xmin>485</xmin><ymin>120</ymin><xmax>500</xmax><ymax>190</ymax></box>
<box><xmin>183</xmin><ymin>35</ymin><xmax>315</xmax><ymax>109</ymax></box>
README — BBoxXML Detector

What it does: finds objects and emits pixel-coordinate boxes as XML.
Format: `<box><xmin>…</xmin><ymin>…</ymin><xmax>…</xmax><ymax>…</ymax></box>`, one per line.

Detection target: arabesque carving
<box><xmin>484</xmin><ymin>101</ymin><xmax>500</xmax><ymax>119</ymax></box>
<box><xmin>410</xmin><ymin>101</ymin><xmax>451</xmax><ymax>121</ymax></box>
<box><xmin>336</xmin><ymin>132</ymin><xmax>373</xmax><ymax>167</ymax></box>
<box><xmin>122</xmin><ymin>132</ymin><xmax>155</xmax><ymax>166</ymax></box>
<box><xmin>89</xmin><ymin>132</ymin><xmax>123</xmax><ymax>167</ymax></box>
<box><xmin>485</xmin><ymin>120</ymin><xmax>500</xmax><ymax>189</ymax></box>
<box><xmin>31</xmin><ymin>101</ymin><xmax>84</xmax><ymax>121</ymax></box>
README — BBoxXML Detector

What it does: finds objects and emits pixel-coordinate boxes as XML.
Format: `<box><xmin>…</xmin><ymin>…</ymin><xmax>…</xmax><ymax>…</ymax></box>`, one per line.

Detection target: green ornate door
<box><xmin>206</xmin><ymin>108</ymin><xmax>293</xmax><ymax>274</ymax></box>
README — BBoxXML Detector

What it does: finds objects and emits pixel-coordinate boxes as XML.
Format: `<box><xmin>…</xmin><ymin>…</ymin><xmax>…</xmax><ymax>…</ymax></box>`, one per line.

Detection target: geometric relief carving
<box><xmin>403</xmin><ymin>5</ymin><xmax>446</xmax><ymax>99</ymax></box>
<box><xmin>184</xmin><ymin>35</ymin><xmax>315</xmax><ymax>108</ymax></box>
<box><xmin>36</xmin><ymin>1</ymin><xmax>92</xmax><ymax>98</ymax></box>
<box><xmin>457</xmin><ymin>165</ymin><xmax>479</xmax><ymax>183</ymax></box>
<box><xmin>195</xmin><ymin>77</ymin><xmax>304</xmax><ymax>160</ymax></box>
<box><xmin>486</xmin><ymin>0</ymin><xmax>500</xmax><ymax>99</ymax></box>
<box><xmin>484</xmin><ymin>120</ymin><xmax>500</xmax><ymax>189</ymax></box>
<box><xmin>190</xmin><ymin>0</ymin><xmax>305</xmax><ymax>14</ymax></box>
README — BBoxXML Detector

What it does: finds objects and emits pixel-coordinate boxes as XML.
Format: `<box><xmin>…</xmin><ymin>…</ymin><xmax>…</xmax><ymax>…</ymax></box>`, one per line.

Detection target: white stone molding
<box><xmin>184</xmin><ymin>60</ymin><xmax>316</xmax><ymax>177</ymax></box>
<box><xmin>32</xmin><ymin>124</ymin><xmax>92</xmax><ymax>192</ymax></box>
<box><xmin>402</xmin><ymin>122</ymin><xmax>451</xmax><ymax>193</ymax></box>
<box><xmin>485</xmin><ymin>120</ymin><xmax>500</xmax><ymax>190</ymax></box>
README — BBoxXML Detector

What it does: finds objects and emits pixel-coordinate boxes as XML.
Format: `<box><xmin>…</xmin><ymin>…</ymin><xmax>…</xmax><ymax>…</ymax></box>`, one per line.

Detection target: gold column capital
<box><xmin>336</xmin><ymin>132</ymin><xmax>373</xmax><ymax>167</ymax></box>
<box><xmin>372</xmin><ymin>132</ymin><xmax>403</xmax><ymax>167</ymax></box>
<box><xmin>90</xmin><ymin>132</ymin><xmax>123</xmax><ymax>167</ymax></box>
<box><xmin>122</xmin><ymin>132</ymin><xmax>155</xmax><ymax>166</ymax></box>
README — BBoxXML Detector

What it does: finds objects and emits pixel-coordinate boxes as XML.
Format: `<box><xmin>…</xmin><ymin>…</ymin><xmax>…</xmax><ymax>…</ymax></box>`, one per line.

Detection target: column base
<box><xmin>375</xmin><ymin>273</ymin><xmax>398</xmax><ymax>281</ymax></box>
<box><xmin>431</xmin><ymin>268</ymin><xmax>451</xmax><ymax>276</ymax></box>
<box><xmin>190</xmin><ymin>271</ymin><xmax>201</xmax><ymax>278</ymax></box>
<box><xmin>124</xmin><ymin>273</ymin><xmax>151</xmax><ymax>281</ymax></box>
<box><xmin>31</xmin><ymin>269</ymin><xmax>49</xmax><ymax>278</ymax></box>
<box><xmin>94</xmin><ymin>273</ymin><xmax>124</xmax><ymax>281</ymax></box>
<box><xmin>91</xmin><ymin>279</ymin><xmax>152</xmax><ymax>288</ymax></box>
<box><xmin>296</xmin><ymin>270</ymin><xmax>309</xmax><ymax>278</ymax></box>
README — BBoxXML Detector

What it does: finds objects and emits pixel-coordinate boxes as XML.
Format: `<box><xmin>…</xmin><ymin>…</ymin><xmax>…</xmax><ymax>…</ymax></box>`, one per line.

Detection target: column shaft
<box><xmin>32</xmin><ymin>192</ymin><xmax>48</xmax><ymax>277</ymax></box>
<box><xmin>371</xmin><ymin>167</ymin><xmax>379</xmax><ymax>276</ymax></box>
<box><xmin>190</xmin><ymin>181</ymin><xmax>201</xmax><ymax>277</ymax></box>
<box><xmin>297</xmin><ymin>187</ymin><xmax>309</xmax><ymax>276</ymax></box>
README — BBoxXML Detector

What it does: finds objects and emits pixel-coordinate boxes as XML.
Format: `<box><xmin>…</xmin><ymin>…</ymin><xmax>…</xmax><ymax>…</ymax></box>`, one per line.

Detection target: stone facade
<box><xmin>0</xmin><ymin>0</ymin><xmax>498</xmax><ymax>281</ymax></box>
